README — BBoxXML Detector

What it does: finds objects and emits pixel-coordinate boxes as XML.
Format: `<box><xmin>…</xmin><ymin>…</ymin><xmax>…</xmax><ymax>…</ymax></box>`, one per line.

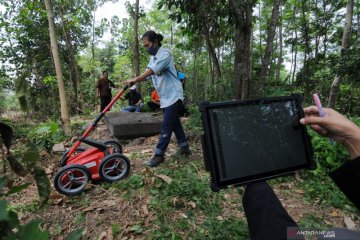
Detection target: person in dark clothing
<box><xmin>243</xmin><ymin>106</ymin><xmax>360</xmax><ymax>240</ymax></box>
<box><xmin>95</xmin><ymin>71</ymin><xmax>117</xmax><ymax>112</ymax></box>
<box><xmin>121</xmin><ymin>85</ymin><xmax>143</xmax><ymax>112</ymax></box>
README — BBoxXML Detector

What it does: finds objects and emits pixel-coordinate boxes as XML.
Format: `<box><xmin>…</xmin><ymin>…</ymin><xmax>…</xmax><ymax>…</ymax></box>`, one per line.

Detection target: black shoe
<box><xmin>146</xmin><ymin>154</ymin><xmax>165</xmax><ymax>167</ymax></box>
<box><xmin>179</xmin><ymin>146</ymin><xmax>192</xmax><ymax>157</ymax></box>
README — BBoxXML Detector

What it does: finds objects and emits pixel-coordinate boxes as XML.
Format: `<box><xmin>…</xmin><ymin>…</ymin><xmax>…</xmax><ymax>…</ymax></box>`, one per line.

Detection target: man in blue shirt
<box><xmin>123</xmin><ymin>30</ymin><xmax>191</xmax><ymax>167</ymax></box>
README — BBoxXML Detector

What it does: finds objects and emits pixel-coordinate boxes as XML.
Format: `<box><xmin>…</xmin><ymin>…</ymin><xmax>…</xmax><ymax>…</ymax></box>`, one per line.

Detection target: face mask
<box><xmin>147</xmin><ymin>46</ymin><xmax>159</xmax><ymax>55</ymax></box>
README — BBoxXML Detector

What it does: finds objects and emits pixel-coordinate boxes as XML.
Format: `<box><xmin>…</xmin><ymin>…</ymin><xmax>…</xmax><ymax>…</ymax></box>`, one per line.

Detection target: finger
<box><xmin>300</xmin><ymin>116</ymin><xmax>324</xmax><ymax>125</ymax></box>
<box><xmin>303</xmin><ymin>106</ymin><xmax>319</xmax><ymax>115</ymax></box>
<box><xmin>309</xmin><ymin>125</ymin><xmax>328</xmax><ymax>136</ymax></box>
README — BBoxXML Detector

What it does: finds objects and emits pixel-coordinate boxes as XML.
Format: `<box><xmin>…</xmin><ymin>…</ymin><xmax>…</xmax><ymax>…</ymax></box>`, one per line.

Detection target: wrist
<box><xmin>344</xmin><ymin>128</ymin><xmax>360</xmax><ymax>160</ymax></box>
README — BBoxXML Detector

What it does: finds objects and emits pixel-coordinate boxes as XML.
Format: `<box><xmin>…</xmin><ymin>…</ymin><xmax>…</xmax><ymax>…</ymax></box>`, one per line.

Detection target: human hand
<box><xmin>123</xmin><ymin>78</ymin><xmax>136</xmax><ymax>87</ymax></box>
<box><xmin>300</xmin><ymin>106</ymin><xmax>360</xmax><ymax>159</ymax></box>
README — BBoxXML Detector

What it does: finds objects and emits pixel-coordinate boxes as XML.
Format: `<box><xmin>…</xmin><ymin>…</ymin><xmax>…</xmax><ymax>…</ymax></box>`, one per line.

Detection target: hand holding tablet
<box><xmin>200</xmin><ymin>95</ymin><xmax>315</xmax><ymax>191</ymax></box>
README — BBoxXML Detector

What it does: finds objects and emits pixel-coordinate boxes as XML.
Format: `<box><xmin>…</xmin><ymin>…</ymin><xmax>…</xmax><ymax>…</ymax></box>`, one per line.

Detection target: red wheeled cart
<box><xmin>54</xmin><ymin>85</ymin><xmax>131</xmax><ymax>196</ymax></box>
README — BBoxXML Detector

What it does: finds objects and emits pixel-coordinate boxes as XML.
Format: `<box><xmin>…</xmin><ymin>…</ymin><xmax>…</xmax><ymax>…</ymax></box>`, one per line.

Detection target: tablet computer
<box><xmin>199</xmin><ymin>95</ymin><xmax>315</xmax><ymax>191</ymax></box>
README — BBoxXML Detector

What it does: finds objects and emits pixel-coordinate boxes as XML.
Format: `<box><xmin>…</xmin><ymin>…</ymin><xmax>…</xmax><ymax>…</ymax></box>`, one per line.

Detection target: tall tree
<box><xmin>44</xmin><ymin>0</ymin><xmax>71</xmax><ymax>134</ymax></box>
<box><xmin>230</xmin><ymin>0</ymin><xmax>256</xmax><ymax>100</ymax></box>
<box><xmin>275</xmin><ymin>6</ymin><xmax>283</xmax><ymax>84</ymax></box>
<box><xmin>59</xmin><ymin>6</ymin><xmax>82</xmax><ymax>106</ymax></box>
<box><xmin>133</xmin><ymin>0</ymin><xmax>141</xmax><ymax>92</ymax></box>
<box><xmin>257</xmin><ymin>0</ymin><xmax>281</xmax><ymax>96</ymax></box>
<box><xmin>328</xmin><ymin>0</ymin><xmax>354</xmax><ymax>108</ymax></box>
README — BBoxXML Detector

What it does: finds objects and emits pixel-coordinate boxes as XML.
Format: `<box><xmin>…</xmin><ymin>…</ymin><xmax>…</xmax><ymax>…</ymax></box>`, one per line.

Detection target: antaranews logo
<box><xmin>287</xmin><ymin>227</ymin><xmax>336</xmax><ymax>239</ymax></box>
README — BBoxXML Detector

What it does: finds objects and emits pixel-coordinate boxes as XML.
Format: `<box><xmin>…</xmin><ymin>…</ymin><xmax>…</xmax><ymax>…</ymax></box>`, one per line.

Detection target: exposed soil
<box><xmin>4</xmin><ymin>119</ymin><xmax>359</xmax><ymax>239</ymax></box>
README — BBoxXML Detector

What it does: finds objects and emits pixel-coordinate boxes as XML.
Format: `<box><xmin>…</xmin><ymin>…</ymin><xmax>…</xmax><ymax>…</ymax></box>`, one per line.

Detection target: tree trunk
<box><xmin>91</xmin><ymin>10</ymin><xmax>96</xmax><ymax>62</ymax></box>
<box><xmin>170</xmin><ymin>24</ymin><xmax>173</xmax><ymax>46</ymax></box>
<box><xmin>291</xmin><ymin>29</ymin><xmax>298</xmax><ymax>90</ymax></box>
<box><xmin>257</xmin><ymin>0</ymin><xmax>281</xmax><ymax>96</ymax></box>
<box><xmin>203</xmin><ymin>27</ymin><xmax>222</xmax><ymax>99</ymax></box>
<box><xmin>44</xmin><ymin>0</ymin><xmax>71</xmax><ymax>134</ymax></box>
<box><xmin>133</xmin><ymin>0</ymin><xmax>141</xmax><ymax>93</ymax></box>
<box><xmin>301</xmin><ymin>0</ymin><xmax>310</xmax><ymax>90</ymax></box>
<box><xmin>60</xmin><ymin>7</ymin><xmax>82</xmax><ymax>108</ymax></box>
<box><xmin>230</xmin><ymin>0</ymin><xmax>254</xmax><ymax>100</ymax></box>
<box><xmin>328</xmin><ymin>0</ymin><xmax>354</xmax><ymax>108</ymax></box>
<box><xmin>205</xmin><ymin>51</ymin><xmax>212</xmax><ymax>100</ymax></box>
<box><xmin>275</xmin><ymin>8</ymin><xmax>283</xmax><ymax>84</ymax></box>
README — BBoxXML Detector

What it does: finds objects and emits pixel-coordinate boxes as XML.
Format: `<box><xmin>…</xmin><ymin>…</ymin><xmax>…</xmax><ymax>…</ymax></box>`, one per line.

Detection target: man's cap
<box><xmin>130</xmin><ymin>85</ymin><xmax>136</xmax><ymax>90</ymax></box>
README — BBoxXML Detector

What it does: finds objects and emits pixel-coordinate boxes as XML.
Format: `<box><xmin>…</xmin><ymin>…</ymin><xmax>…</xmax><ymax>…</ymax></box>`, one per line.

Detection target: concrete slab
<box><xmin>104</xmin><ymin>112</ymin><xmax>162</xmax><ymax>139</ymax></box>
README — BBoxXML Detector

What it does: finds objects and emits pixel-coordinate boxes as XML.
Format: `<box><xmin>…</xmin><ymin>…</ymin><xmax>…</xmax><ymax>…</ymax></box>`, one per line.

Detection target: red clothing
<box><xmin>151</xmin><ymin>90</ymin><xmax>160</xmax><ymax>103</ymax></box>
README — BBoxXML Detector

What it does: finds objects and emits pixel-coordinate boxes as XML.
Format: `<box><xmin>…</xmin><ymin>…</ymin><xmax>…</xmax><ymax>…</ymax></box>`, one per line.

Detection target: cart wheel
<box><xmin>99</xmin><ymin>153</ymin><xmax>130</xmax><ymax>183</ymax></box>
<box><xmin>60</xmin><ymin>147</ymin><xmax>86</xmax><ymax>166</ymax></box>
<box><xmin>54</xmin><ymin>164</ymin><xmax>91</xmax><ymax>196</ymax></box>
<box><xmin>104</xmin><ymin>140</ymin><xmax>122</xmax><ymax>154</ymax></box>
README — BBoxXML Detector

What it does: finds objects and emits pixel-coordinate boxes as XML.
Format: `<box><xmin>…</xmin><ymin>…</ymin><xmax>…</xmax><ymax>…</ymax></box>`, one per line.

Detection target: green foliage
<box><xmin>200</xmin><ymin>218</ymin><xmax>249</xmax><ymax>239</ymax></box>
<box><xmin>1</xmin><ymin>121</ymin><xmax>51</xmax><ymax>211</ymax></box>
<box><xmin>296</xmin><ymin>125</ymin><xmax>359</xmax><ymax>210</ymax></box>
<box><xmin>28</xmin><ymin>122</ymin><xmax>65</xmax><ymax>152</ymax></box>
<box><xmin>67</xmin><ymin>229</ymin><xmax>85</xmax><ymax>240</ymax></box>
<box><xmin>111</xmin><ymin>223</ymin><xmax>121</xmax><ymax>235</ymax></box>
<box><xmin>33</xmin><ymin>166</ymin><xmax>51</xmax><ymax>206</ymax></box>
<box><xmin>184</xmin><ymin>104</ymin><xmax>202</xmax><ymax>133</ymax></box>
<box><xmin>298</xmin><ymin>214</ymin><xmax>330</xmax><ymax>229</ymax></box>
<box><xmin>299</xmin><ymin>169</ymin><xmax>351</xmax><ymax>209</ymax></box>
<box><xmin>112</xmin><ymin>173</ymin><xmax>145</xmax><ymax>191</ymax></box>
<box><xmin>0</xmin><ymin>178</ymin><xmax>49</xmax><ymax>239</ymax></box>
<box><xmin>308</xmin><ymin>128</ymin><xmax>348</xmax><ymax>174</ymax></box>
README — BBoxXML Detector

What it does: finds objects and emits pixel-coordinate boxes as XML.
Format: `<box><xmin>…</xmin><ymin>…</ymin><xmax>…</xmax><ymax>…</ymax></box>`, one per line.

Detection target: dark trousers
<box><xmin>243</xmin><ymin>182</ymin><xmax>360</xmax><ymax>240</ymax></box>
<box><xmin>243</xmin><ymin>182</ymin><xmax>299</xmax><ymax>240</ymax></box>
<box><xmin>100</xmin><ymin>96</ymin><xmax>112</xmax><ymax>112</ymax></box>
<box><xmin>147</xmin><ymin>101</ymin><xmax>160</xmax><ymax>111</ymax></box>
<box><xmin>155</xmin><ymin>100</ymin><xmax>188</xmax><ymax>156</ymax></box>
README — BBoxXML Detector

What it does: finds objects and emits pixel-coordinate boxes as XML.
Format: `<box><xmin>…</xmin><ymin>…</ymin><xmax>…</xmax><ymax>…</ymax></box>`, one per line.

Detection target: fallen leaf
<box><xmin>329</xmin><ymin>210</ymin><xmax>339</xmax><ymax>217</ymax></box>
<box><xmin>54</xmin><ymin>198</ymin><xmax>63</xmax><ymax>205</ymax></box>
<box><xmin>295</xmin><ymin>189</ymin><xmax>304</xmax><ymax>194</ymax></box>
<box><xmin>180</xmin><ymin>213</ymin><xmax>188</xmax><ymax>219</ymax></box>
<box><xmin>141</xmin><ymin>149</ymin><xmax>152</xmax><ymax>154</ymax></box>
<box><xmin>344</xmin><ymin>216</ymin><xmax>356</xmax><ymax>230</ymax></box>
<box><xmin>107</xmin><ymin>228</ymin><xmax>113</xmax><ymax>240</ymax></box>
<box><xmin>155</xmin><ymin>174</ymin><xmax>172</xmax><ymax>184</ymax></box>
<box><xmin>188</xmin><ymin>201</ymin><xmax>196</xmax><ymax>209</ymax></box>
<box><xmin>83</xmin><ymin>206</ymin><xmax>97</xmax><ymax>212</ymax></box>
<box><xmin>102</xmin><ymin>200</ymin><xmax>116</xmax><ymax>207</ymax></box>
<box><xmin>97</xmin><ymin>231</ymin><xmax>107</xmax><ymax>240</ymax></box>
<box><xmin>217</xmin><ymin>216</ymin><xmax>224</xmax><ymax>221</ymax></box>
<box><xmin>141</xmin><ymin>204</ymin><xmax>149</xmax><ymax>216</ymax></box>
<box><xmin>324</xmin><ymin>220</ymin><xmax>332</xmax><ymax>225</ymax></box>
<box><xmin>45</xmin><ymin>167</ymin><xmax>53</xmax><ymax>175</ymax></box>
<box><xmin>171</xmin><ymin>197</ymin><xmax>179</xmax><ymax>206</ymax></box>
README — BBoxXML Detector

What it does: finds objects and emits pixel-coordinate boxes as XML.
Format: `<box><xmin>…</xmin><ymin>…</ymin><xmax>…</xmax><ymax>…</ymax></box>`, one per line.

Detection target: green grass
<box><xmin>110</xmin><ymin>153</ymin><xmax>249</xmax><ymax>239</ymax></box>
<box><xmin>298</xmin><ymin>214</ymin><xmax>330</xmax><ymax>229</ymax></box>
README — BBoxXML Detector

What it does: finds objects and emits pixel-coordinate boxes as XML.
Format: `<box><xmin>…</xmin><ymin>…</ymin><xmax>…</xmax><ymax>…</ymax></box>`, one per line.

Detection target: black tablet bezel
<box><xmin>199</xmin><ymin>95</ymin><xmax>315</xmax><ymax>191</ymax></box>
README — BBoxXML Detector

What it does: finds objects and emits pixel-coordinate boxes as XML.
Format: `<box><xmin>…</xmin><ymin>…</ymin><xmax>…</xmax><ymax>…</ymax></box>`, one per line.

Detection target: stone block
<box><xmin>104</xmin><ymin>112</ymin><xmax>162</xmax><ymax>139</ymax></box>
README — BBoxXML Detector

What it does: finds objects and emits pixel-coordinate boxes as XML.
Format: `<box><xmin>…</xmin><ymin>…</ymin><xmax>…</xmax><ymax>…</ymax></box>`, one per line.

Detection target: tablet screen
<box><xmin>205</xmin><ymin>98</ymin><xmax>311</xmax><ymax>185</ymax></box>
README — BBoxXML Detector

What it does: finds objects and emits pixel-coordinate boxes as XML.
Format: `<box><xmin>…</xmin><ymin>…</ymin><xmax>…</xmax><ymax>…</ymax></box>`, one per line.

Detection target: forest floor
<box><xmin>5</xmin><ymin>116</ymin><xmax>360</xmax><ymax>239</ymax></box>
